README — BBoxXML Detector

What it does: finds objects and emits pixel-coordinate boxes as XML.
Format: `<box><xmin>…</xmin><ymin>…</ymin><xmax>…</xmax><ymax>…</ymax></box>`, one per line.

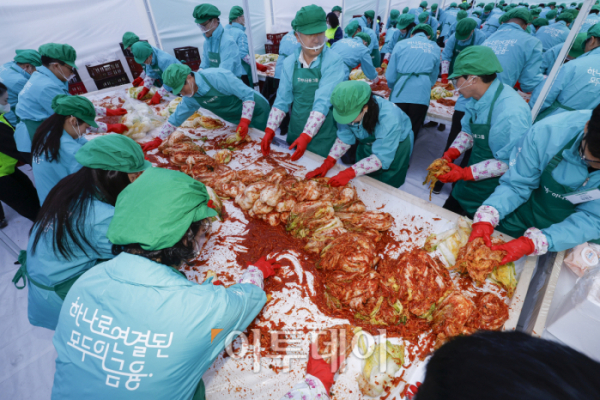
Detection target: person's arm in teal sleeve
<box><xmin>360</xmin><ymin>50</ymin><xmax>378</xmax><ymax>80</ymax></box>
<box><xmin>40</xmin><ymin>85</ymin><xmax>67</xmax><ymax>115</ymax></box>
<box><xmin>489</xmin><ymin>101</ymin><xmax>532</xmax><ymax>161</ymax></box>
<box><xmin>461</xmin><ymin>109</ymin><xmax>473</xmax><ymax>134</ymax></box>
<box><xmin>442</xmin><ymin>36</ymin><xmax>455</xmax><ymax>61</ymax></box>
<box><xmin>168</xmin><ymin>97</ymin><xmax>202</xmax><ymax>127</ymax></box>
<box><xmin>429</xmin><ymin>56</ymin><xmax>440</xmax><ymax>87</ymax></box>
<box><xmin>91</xmin><ymin>211</ymin><xmax>117</xmax><ymax>260</ymax></box>
<box><xmin>518</xmin><ymin>41</ymin><xmax>544</xmax><ymax>92</ymax></box>
<box><xmin>385</xmin><ymin>50</ymin><xmax>399</xmax><ymax>89</ymax></box>
<box><xmin>200</xmin><ymin>44</ymin><xmax>209</xmax><ymax>69</ymax></box>
<box><xmin>272</xmin><ymin>57</ymin><xmax>295</xmax><ymax>113</ymax></box>
<box><xmin>543</xmin><ymin>201</ymin><xmax>600</xmax><ymax>252</ymax></box>
<box><xmin>431</xmin><ymin>18</ymin><xmax>440</xmax><ymax>33</ymax></box>
<box><xmin>207</xmin><ymin>70</ymin><xmax>255</xmax><ymax>101</ymax></box>
<box><xmin>371</xmin><ymin>128</ymin><xmax>401</xmax><ymax>169</ymax></box>
<box><xmin>219</xmin><ymin>38</ymin><xmax>240</xmax><ymax>75</ymax></box>
<box><xmin>535</xmin><ymin>64</ymin><xmax>568</xmax><ymax>113</ymax></box>
<box><xmin>529</xmin><ymin>78</ymin><xmax>545</xmax><ymax>108</ymax></box>
<box><xmin>337</xmin><ymin>124</ymin><xmax>357</xmax><ymax>145</ymax></box>
<box><xmin>238</xmin><ymin>31</ymin><xmax>250</xmax><ymax>59</ymax></box>
<box><xmin>157</xmin><ymin>51</ymin><xmax>181</xmax><ymax>74</ymax></box>
<box><xmin>312</xmin><ymin>56</ymin><xmax>345</xmax><ymax>115</ymax></box>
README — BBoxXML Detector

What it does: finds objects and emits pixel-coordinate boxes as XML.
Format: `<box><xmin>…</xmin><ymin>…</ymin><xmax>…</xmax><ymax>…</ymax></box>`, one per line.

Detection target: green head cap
<box><xmin>420</xmin><ymin>1</ymin><xmax>428</xmax><ymax>8</ymax></box>
<box><xmin>450</xmin><ymin>2</ymin><xmax>457</xmax><ymax>7</ymax></box>
<box><xmin>397</xmin><ymin>14</ymin><xmax>416</xmax><ymax>29</ymax></box>
<box><xmin>531</xmin><ymin>8</ymin><xmax>542</xmax><ymax>16</ymax></box>
<box><xmin>532</xmin><ymin>17</ymin><xmax>549</xmax><ymax>27</ymax></box>
<box><xmin>568</xmin><ymin>33</ymin><xmax>586</xmax><ymax>58</ymax></box>
<box><xmin>412</xmin><ymin>23</ymin><xmax>434</xmax><ymax>38</ymax></box>
<box><xmin>193</xmin><ymin>4</ymin><xmax>221</xmax><ymax>24</ymax></box>
<box><xmin>432</xmin><ymin>3</ymin><xmax>439</xmax><ymax>11</ymax></box>
<box><xmin>592</xmin><ymin>5</ymin><xmax>600</xmax><ymax>11</ymax></box>
<box><xmin>456</xmin><ymin>18</ymin><xmax>478</xmax><ymax>40</ymax></box>
<box><xmin>14</xmin><ymin>50</ymin><xmax>42</xmax><ymax>67</ymax></box>
<box><xmin>484</xmin><ymin>4</ymin><xmax>494</xmax><ymax>12</ymax></box>
<box><xmin>75</xmin><ymin>135</ymin><xmax>151</xmax><ymax>173</ymax></box>
<box><xmin>38</xmin><ymin>43</ymin><xmax>77</xmax><ymax>68</ymax></box>
<box><xmin>332</xmin><ymin>6</ymin><xmax>342</xmax><ymax>13</ymax></box>
<box><xmin>364</xmin><ymin>10</ymin><xmax>375</xmax><ymax>19</ymax></box>
<box><xmin>229</xmin><ymin>5</ymin><xmax>244</xmax><ymax>22</ymax></box>
<box><xmin>107</xmin><ymin>167</ymin><xmax>218</xmax><ymax>251</ymax></box>
<box><xmin>548</xmin><ymin>1</ymin><xmax>557</xmax><ymax>5</ymax></box>
<box><xmin>292</xmin><ymin>5</ymin><xmax>327</xmax><ymax>35</ymax></box>
<box><xmin>419</xmin><ymin>12</ymin><xmax>431</xmax><ymax>23</ymax></box>
<box><xmin>459</xmin><ymin>2</ymin><xmax>469</xmax><ymax>10</ymax></box>
<box><xmin>556</xmin><ymin>11</ymin><xmax>574</xmax><ymax>23</ymax></box>
<box><xmin>403</xmin><ymin>6</ymin><xmax>410</xmax><ymax>13</ymax></box>
<box><xmin>163</xmin><ymin>63</ymin><xmax>192</xmax><ymax>95</ymax></box>
<box><xmin>122</xmin><ymin>32</ymin><xmax>139</xmax><ymax>49</ymax></box>
<box><xmin>473</xmin><ymin>9</ymin><xmax>482</xmax><ymax>16</ymax></box>
<box><xmin>390</xmin><ymin>9</ymin><xmax>400</xmax><ymax>19</ymax></box>
<box><xmin>449</xmin><ymin>45</ymin><xmax>503</xmax><ymax>79</ymax></box>
<box><xmin>507</xmin><ymin>7</ymin><xmax>533</xmax><ymax>23</ymax></box>
<box><xmin>546</xmin><ymin>9</ymin><xmax>557</xmax><ymax>19</ymax></box>
<box><xmin>131</xmin><ymin>41</ymin><xmax>153</xmax><ymax>65</ymax></box>
<box><xmin>51</xmin><ymin>94</ymin><xmax>98</xmax><ymax>128</ymax></box>
<box><xmin>457</xmin><ymin>10</ymin><xmax>468</xmax><ymax>21</ymax></box>
<box><xmin>331</xmin><ymin>81</ymin><xmax>372</xmax><ymax>124</ymax></box>
<box><xmin>355</xmin><ymin>32</ymin><xmax>371</xmax><ymax>46</ymax></box>
<box><xmin>345</xmin><ymin>20</ymin><xmax>360</xmax><ymax>36</ymax></box>
<box><xmin>585</xmin><ymin>23</ymin><xmax>600</xmax><ymax>48</ymax></box>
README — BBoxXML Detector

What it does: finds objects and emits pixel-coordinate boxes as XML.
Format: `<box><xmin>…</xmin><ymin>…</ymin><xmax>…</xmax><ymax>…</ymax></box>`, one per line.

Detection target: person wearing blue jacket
<box><xmin>470</xmin><ymin>10</ymin><xmax>484</xmax><ymax>27</ymax></box>
<box><xmin>306</xmin><ymin>81</ymin><xmax>413</xmax><ymax>188</ymax></box>
<box><xmin>439</xmin><ymin>2</ymin><xmax>460</xmax><ymax>41</ymax></box>
<box><xmin>419</xmin><ymin>12</ymin><xmax>441</xmax><ymax>40</ymax></box>
<box><xmin>226</xmin><ymin>6</ymin><xmax>264</xmax><ymax>88</ymax></box>
<box><xmin>14</xmin><ymin>43</ymin><xmax>127</xmax><ymax>160</ymax></box>
<box><xmin>483</xmin><ymin>8</ymin><xmax>544</xmax><ymax>92</ymax></box>
<box><xmin>363</xmin><ymin>10</ymin><xmax>380</xmax><ymax>39</ymax></box>
<box><xmin>347</xmin><ymin>18</ymin><xmax>380</xmax><ymax>67</ymax></box>
<box><xmin>380</xmin><ymin>20</ymin><xmax>401</xmax><ymax>58</ymax></box>
<box><xmin>410</xmin><ymin>1</ymin><xmax>429</xmax><ymax>21</ymax></box>
<box><xmin>130</xmin><ymin>41</ymin><xmax>181</xmax><ymax>104</ymax></box>
<box><xmin>331</xmin><ymin>35</ymin><xmax>378</xmax><ymax>82</ymax></box>
<box><xmin>141</xmin><ymin>64</ymin><xmax>270</xmax><ymax>152</ymax></box>
<box><xmin>383</xmin><ymin>14</ymin><xmax>417</xmax><ymax>66</ymax></box>
<box><xmin>531</xmin><ymin>27</ymin><xmax>600</xmax><ymax>121</ymax></box>
<box><xmin>481</xmin><ymin>3</ymin><xmax>494</xmax><ymax>23</ymax></box>
<box><xmin>0</xmin><ymin>49</ymin><xmax>41</xmax><ymax>126</ymax></box>
<box><xmin>386</xmin><ymin>24</ymin><xmax>440</xmax><ymax>141</ymax></box>
<box><xmin>432</xmin><ymin>46</ymin><xmax>531</xmax><ymax>217</ymax></box>
<box><xmin>449</xmin><ymin>11</ymin><xmax>472</xmax><ymax>38</ymax></box>
<box><xmin>535</xmin><ymin>12</ymin><xmax>572</xmax><ymax>51</ymax></box>
<box><xmin>13</xmin><ymin>134</ymin><xmax>149</xmax><ymax>330</ymax></box>
<box><xmin>194</xmin><ymin>4</ymin><xmax>243</xmax><ymax>78</ymax></box>
<box><xmin>481</xmin><ymin>12</ymin><xmax>502</xmax><ymax>38</ymax></box>
<box><xmin>580</xmin><ymin>6</ymin><xmax>600</xmax><ymax>32</ymax></box>
<box><xmin>275</xmin><ymin>31</ymin><xmax>300</xmax><ymax>81</ymax></box>
<box><xmin>470</xmin><ymin>106</ymin><xmax>600</xmax><ymax>265</ymax></box>
<box><xmin>50</xmin><ymin>167</ymin><xmax>274</xmax><ymax>400</ymax></box>
<box><xmin>262</xmin><ymin>5</ymin><xmax>345</xmax><ymax>161</ymax></box>
<box><xmin>386</xmin><ymin>9</ymin><xmax>401</xmax><ymax>29</ymax></box>
<box><xmin>538</xmin><ymin>32</ymin><xmax>585</xmax><ymax>74</ymax></box>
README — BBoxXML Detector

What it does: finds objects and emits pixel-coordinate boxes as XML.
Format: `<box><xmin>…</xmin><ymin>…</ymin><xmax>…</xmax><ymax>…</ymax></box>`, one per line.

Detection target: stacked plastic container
<box><xmin>174</xmin><ymin>47</ymin><xmax>201</xmax><ymax>71</ymax></box>
<box><xmin>119</xmin><ymin>41</ymin><xmax>146</xmax><ymax>80</ymax></box>
<box><xmin>86</xmin><ymin>60</ymin><xmax>131</xmax><ymax>90</ymax></box>
<box><xmin>265</xmin><ymin>32</ymin><xmax>287</xmax><ymax>54</ymax></box>
<box><xmin>67</xmin><ymin>69</ymin><xmax>87</xmax><ymax>95</ymax></box>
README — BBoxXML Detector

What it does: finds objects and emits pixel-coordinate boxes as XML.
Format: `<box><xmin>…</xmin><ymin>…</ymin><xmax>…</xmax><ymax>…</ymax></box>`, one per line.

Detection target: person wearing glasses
<box><xmin>193</xmin><ymin>4</ymin><xmax>243</xmax><ymax>78</ymax></box>
<box><xmin>469</xmin><ymin>103</ymin><xmax>600</xmax><ymax>265</ymax></box>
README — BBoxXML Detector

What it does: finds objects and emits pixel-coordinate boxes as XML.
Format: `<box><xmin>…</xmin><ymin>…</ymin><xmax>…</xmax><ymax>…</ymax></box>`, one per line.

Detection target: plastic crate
<box><xmin>68</xmin><ymin>69</ymin><xmax>83</xmax><ymax>84</ymax></box>
<box><xmin>174</xmin><ymin>46</ymin><xmax>201</xmax><ymax>63</ymax></box>
<box><xmin>184</xmin><ymin>60</ymin><xmax>201</xmax><ymax>72</ymax></box>
<box><xmin>87</xmin><ymin>60</ymin><xmax>127</xmax><ymax>80</ymax></box>
<box><xmin>68</xmin><ymin>81</ymin><xmax>87</xmax><ymax>95</ymax></box>
<box><xmin>119</xmin><ymin>39</ymin><xmax>148</xmax><ymax>58</ymax></box>
<box><xmin>265</xmin><ymin>44</ymin><xmax>280</xmax><ymax>54</ymax></box>
<box><xmin>94</xmin><ymin>74</ymin><xmax>130</xmax><ymax>90</ymax></box>
<box><xmin>266</xmin><ymin>32</ymin><xmax>287</xmax><ymax>45</ymax></box>
<box><xmin>125</xmin><ymin>56</ymin><xmax>144</xmax><ymax>79</ymax></box>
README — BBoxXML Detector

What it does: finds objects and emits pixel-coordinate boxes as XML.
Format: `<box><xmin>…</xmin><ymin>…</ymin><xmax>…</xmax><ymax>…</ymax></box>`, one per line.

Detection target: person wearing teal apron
<box><xmin>0</xmin><ymin>49</ymin><xmax>42</xmax><ymax>126</ymax></box>
<box><xmin>261</xmin><ymin>5</ymin><xmax>345</xmax><ymax>161</ymax></box>
<box><xmin>141</xmin><ymin>64</ymin><xmax>270</xmax><ymax>152</ymax></box>
<box><xmin>50</xmin><ymin>167</ymin><xmax>271</xmax><ymax>400</ymax></box>
<box><xmin>441</xmin><ymin>18</ymin><xmax>486</xmax><ymax>83</ymax></box>
<box><xmin>432</xmin><ymin>46</ymin><xmax>531</xmax><ymax>218</ymax></box>
<box><xmin>470</xmin><ymin>108</ymin><xmax>600</xmax><ymax>266</ymax></box>
<box><xmin>194</xmin><ymin>3</ymin><xmax>244</xmax><ymax>78</ymax></box>
<box><xmin>306</xmin><ymin>81</ymin><xmax>414</xmax><ymax>188</ymax></box>
<box><xmin>12</xmin><ymin>134</ymin><xmax>150</xmax><ymax>331</ymax></box>
<box><xmin>131</xmin><ymin>41</ymin><xmax>181</xmax><ymax>104</ymax></box>
<box><xmin>226</xmin><ymin>6</ymin><xmax>264</xmax><ymax>87</ymax></box>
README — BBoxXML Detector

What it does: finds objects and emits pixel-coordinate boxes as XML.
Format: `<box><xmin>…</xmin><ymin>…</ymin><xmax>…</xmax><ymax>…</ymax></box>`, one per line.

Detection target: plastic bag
<box><xmin>121</xmin><ymin>96</ymin><xmax>165</xmax><ymax>140</ymax></box>
<box><xmin>564</xmin><ymin>243</ymin><xmax>600</xmax><ymax>277</ymax></box>
<box><xmin>159</xmin><ymin>97</ymin><xmax>183</xmax><ymax>117</ymax></box>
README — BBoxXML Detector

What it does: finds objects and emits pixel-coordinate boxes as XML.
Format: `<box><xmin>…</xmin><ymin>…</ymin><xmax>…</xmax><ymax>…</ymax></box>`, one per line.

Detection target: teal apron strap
<box><xmin>12</xmin><ymin>250</ymin><xmax>55</xmax><ymax>291</ymax></box>
<box><xmin>393</xmin><ymin>72</ymin><xmax>426</xmax><ymax>98</ymax></box>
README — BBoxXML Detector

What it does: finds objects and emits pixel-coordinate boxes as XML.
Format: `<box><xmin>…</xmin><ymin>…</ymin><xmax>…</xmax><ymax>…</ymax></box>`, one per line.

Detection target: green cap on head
<box><xmin>331</xmin><ymin>81</ymin><xmax>372</xmax><ymax>125</ymax></box>
<box><xmin>457</xmin><ymin>10</ymin><xmax>468</xmax><ymax>21</ymax></box>
<box><xmin>567</xmin><ymin>33</ymin><xmax>587</xmax><ymax>58</ymax></box>
<box><xmin>122</xmin><ymin>32</ymin><xmax>139</xmax><ymax>49</ymax></box>
<box><xmin>364</xmin><ymin>10</ymin><xmax>375</xmax><ymax>19</ymax></box>
<box><xmin>345</xmin><ymin>20</ymin><xmax>360</xmax><ymax>37</ymax></box>
<box><xmin>592</xmin><ymin>5</ymin><xmax>600</xmax><ymax>11</ymax></box>
<box><xmin>548</xmin><ymin>1</ymin><xmax>556</xmax><ymax>5</ymax></box>
<box><xmin>531</xmin><ymin>8</ymin><xmax>541</xmax><ymax>16</ymax></box>
<box><xmin>107</xmin><ymin>167</ymin><xmax>218</xmax><ymax>251</ymax></box>
<box><xmin>459</xmin><ymin>2</ymin><xmax>469</xmax><ymax>9</ymax></box>
<box><xmin>332</xmin><ymin>6</ymin><xmax>342</xmax><ymax>13</ymax></box>
<box><xmin>163</xmin><ymin>63</ymin><xmax>192</xmax><ymax>95</ymax></box>
<box><xmin>131</xmin><ymin>41</ymin><xmax>153</xmax><ymax>65</ymax></box>
<box><xmin>506</xmin><ymin>7</ymin><xmax>533</xmax><ymax>23</ymax></box>
<box><xmin>532</xmin><ymin>17</ymin><xmax>549</xmax><ymax>27</ymax></box>
<box><xmin>397</xmin><ymin>14</ymin><xmax>416</xmax><ymax>29</ymax></box>
<box><xmin>432</xmin><ymin>3</ymin><xmax>439</xmax><ymax>11</ymax></box>
<box><xmin>456</xmin><ymin>18</ymin><xmax>478</xmax><ymax>40</ymax></box>
<box><xmin>478</xmin><ymin>2</ymin><xmax>485</xmax><ymax>7</ymax></box>
<box><xmin>355</xmin><ymin>32</ymin><xmax>371</xmax><ymax>46</ymax></box>
<box><xmin>484</xmin><ymin>4</ymin><xmax>494</xmax><ymax>11</ymax></box>
<box><xmin>449</xmin><ymin>45</ymin><xmax>503</xmax><ymax>79</ymax></box>
<box><xmin>450</xmin><ymin>2</ymin><xmax>457</xmax><ymax>7</ymax></box>
<box><xmin>403</xmin><ymin>6</ymin><xmax>410</xmax><ymax>13</ymax></box>
<box><xmin>229</xmin><ymin>5</ymin><xmax>244</xmax><ymax>22</ymax></box>
<box><xmin>546</xmin><ymin>9</ymin><xmax>557</xmax><ymax>19</ymax></box>
<box><xmin>577</xmin><ymin>2</ymin><xmax>582</xmax><ymax>7</ymax></box>
<box><xmin>38</xmin><ymin>43</ymin><xmax>77</xmax><ymax>68</ymax></box>
<box><xmin>51</xmin><ymin>94</ymin><xmax>98</xmax><ymax>128</ymax></box>
<box><xmin>390</xmin><ymin>9</ymin><xmax>400</xmax><ymax>19</ymax></box>
<box><xmin>76</xmin><ymin>135</ymin><xmax>151</xmax><ymax>173</ymax></box>
<box><xmin>499</xmin><ymin>12</ymin><xmax>510</xmax><ymax>23</ymax></box>
<box><xmin>412</xmin><ymin>23</ymin><xmax>434</xmax><ymax>38</ymax></box>
<box><xmin>556</xmin><ymin>11</ymin><xmax>574</xmax><ymax>23</ymax></box>
<box><xmin>585</xmin><ymin>23</ymin><xmax>600</xmax><ymax>48</ymax></box>
<box><xmin>419</xmin><ymin>12</ymin><xmax>430</xmax><ymax>23</ymax></box>
<box><xmin>420</xmin><ymin>1</ymin><xmax>428</xmax><ymax>8</ymax></box>
<box><xmin>473</xmin><ymin>9</ymin><xmax>482</xmax><ymax>16</ymax></box>
<box><xmin>14</xmin><ymin>50</ymin><xmax>42</xmax><ymax>67</ymax></box>
<box><xmin>292</xmin><ymin>5</ymin><xmax>327</xmax><ymax>35</ymax></box>
<box><xmin>193</xmin><ymin>4</ymin><xmax>221</xmax><ymax>24</ymax></box>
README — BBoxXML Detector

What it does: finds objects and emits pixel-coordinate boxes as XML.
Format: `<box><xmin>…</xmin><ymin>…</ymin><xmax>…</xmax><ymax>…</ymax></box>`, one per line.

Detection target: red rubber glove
<box><xmin>137</xmin><ymin>87</ymin><xmax>150</xmax><ymax>100</ymax></box>
<box><xmin>492</xmin><ymin>236</ymin><xmax>535</xmax><ymax>265</ymax></box>
<box><xmin>289</xmin><ymin>132</ymin><xmax>312</xmax><ymax>161</ymax></box>
<box><xmin>469</xmin><ymin>221</ymin><xmax>495</xmax><ymax>248</ymax></box>
<box><xmin>441</xmin><ymin>73</ymin><xmax>449</xmax><ymax>84</ymax></box>
<box><xmin>132</xmin><ymin>76</ymin><xmax>144</xmax><ymax>87</ymax></box>
<box><xmin>442</xmin><ymin>147</ymin><xmax>461</xmax><ymax>163</ymax></box>
<box><xmin>251</xmin><ymin>256</ymin><xmax>282</xmax><ymax>279</ymax></box>
<box><xmin>105</xmin><ymin>107</ymin><xmax>127</xmax><ymax>116</ymax></box>
<box><xmin>106</xmin><ymin>124</ymin><xmax>129</xmax><ymax>134</ymax></box>
<box><xmin>141</xmin><ymin>137</ymin><xmax>163</xmax><ymax>152</ymax></box>
<box><xmin>236</xmin><ymin>118</ymin><xmax>251</xmax><ymax>139</ymax></box>
<box><xmin>306</xmin><ymin>156</ymin><xmax>336</xmax><ymax>179</ymax></box>
<box><xmin>329</xmin><ymin>167</ymin><xmax>356</xmax><ymax>187</ymax></box>
<box><xmin>261</xmin><ymin>128</ymin><xmax>275</xmax><ymax>156</ymax></box>
<box><xmin>407</xmin><ymin>382</ymin><xmax>422</xmax><ymax>400</ymax></box>
<box><xmin>149</xmin><ymin>91</ymin><xmax>162</xmax><ymax>105</ymax></box>
<box><xmin>514</xmin><ymin>81</ymin><xmax>522</xmax><ymax>91</ymax></box>
<box><xmin>256</xmin><ymin>62</ymin><xmax>268</xmax><ymax>72</ymax></box>
<box><xmin>437</xmin><ymin>163</ymin><xmax>474</xmax><ymax>183</ymax></box>
<box><xmin>307</xmin><ymin>342</ymin><xmax>344</xmax><ymax>394</ymax></box>
<box><xmin>213</xmin><ymin>280</ymin><xmax>224</xmax><ymax>286</ymax></box>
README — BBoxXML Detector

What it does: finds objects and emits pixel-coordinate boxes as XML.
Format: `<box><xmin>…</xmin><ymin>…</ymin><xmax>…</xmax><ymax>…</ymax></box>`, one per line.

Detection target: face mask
<box><xmin>71</xmin><ymin>118</ymin><xmax>83</xmax><ymax>139</ymax></box>
<box><xmin>298</xmin><ymin>35</ymin><xmax>326</xmax><ymax>51</ymax></box>
<box><xmin>454</xmin><ymin>76</ymin><xmax>475</xmax><ymax>92</ymax></box>
<box><xmin>54</xmin><ymin>63</ymin><xmax>75</xmax><ymax>82</ymax></box>
<box><xmin>182</xmin><ymin>80</ymin><xmax>197</xmax><ymax>98</ymax></box>
<box><xmin>349</xmin><ymin>111</ymin><xmax>365</xmax><ymax>126</ymax></box>
<box><xmin>198</xmin><ymin>20</ymin><xmax>216</xmax><ymax>34</ymax></box>
<box><xmin>0</xmin><ymin>103</ymin><xmax>10</xmax><ymax>114</ymax></box>
<box><xmin>192</xmin><ymin>219</ymin><xmax>212</xmax><ymax>257</ymax></box>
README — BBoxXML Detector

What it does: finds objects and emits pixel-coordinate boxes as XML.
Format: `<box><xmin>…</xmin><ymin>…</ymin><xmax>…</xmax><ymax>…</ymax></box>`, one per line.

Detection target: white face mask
<box><xmin>181</xmin><ymin>80</ymin><xmax>197</xmax><ymax>98</ymax></box>
<box><xmin>54</xmin><ymin>63</ymin><xmax>75</xmax><ymax>82</ymax></box>
<box><xmin>298</xmin><ymin>35</ymin><xmax>326</xmax><ymax>51</ymax></box>
<box><xmin>0</xmin><ymin>103</ymin><xmax>10</xmax><ymax>114</ymax></box>
<box><xmin>197</xmin><ymin>20</ymin><xmax>216</xmax><ymax>34</ymax></box>
<box><xmin>71</xmin><ymin>118</ymin><xmax>83</xmax><ymax>139</ymax></box>
<box><xmin>455</xmin><ymin>76</ymin><xmax>475</xmax><ymax>92</ymax></box>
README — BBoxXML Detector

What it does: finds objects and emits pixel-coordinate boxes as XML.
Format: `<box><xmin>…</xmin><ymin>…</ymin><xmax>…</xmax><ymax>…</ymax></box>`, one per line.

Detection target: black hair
<box><xmin>361</xmin><ymin>95</ymin><xmax>380</xmax><ymax>135</ymax></box>
<box><xmin>591</xmin><ymin>9</ymin><xmax>600</xmax><ymax>14</ymax></box>
<box><xmin>0</xmin><ymin>82</ymin><xmax>7</xmax><ymax>97</ymax></box>
<box><xmin>416</xmin><ymin>331</ymin><xmax>600</xmax><ymax>400</ymax></box>
<box><xmin>112</xmin><ymin>220</ymin><xmax>205</xmax><ymax>267</ymax></box>
<box><xmin>327</xmin><ymin>12</ymin><xmax>340</xmax><ymax>28</ymax></box>
<box><xmin>413</xmin><ymin>28</ymin><xmax>430</xmax><ymax>36</ymax></box>
<box><xmin>459</xmin><ymin>73</ymin><xmax>497</xmax><ymax>83</ymax></box>
<box><xmin>587</xmin><ymin>103</ymin><xmax>600</xmax><ymax>159</ymax></box>
<box><xmin>30</xmin><ymin>167</ymin><xmax>132</xmax><ymax>259</ymax></box>
<box><xmin>41</xmin><ymin>55</ymin><xmax>66</xmax><ymax>68</ymax></box>
<box><xmin>404</xmin><ymin>22</ymin><xmax>417</xmax><ymax>32</ymax></box>
<box><xmin>390</xmin><ymin>20</ymin><xmax>398</xmax><ymax>28</ymax></box>
<box><xmin>31</xmin><ymin>113</ymin><xmax>86</xmax><ymax>162</ymax></box>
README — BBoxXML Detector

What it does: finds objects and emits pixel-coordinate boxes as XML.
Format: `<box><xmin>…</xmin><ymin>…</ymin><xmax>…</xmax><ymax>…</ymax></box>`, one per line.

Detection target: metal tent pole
<box><xmin>242</xmin><ymin>0</ymin><xmax>260</xmax><ymax>90</ymax></box>
<box><xmin>142</xmin><ymin>0</ymin><xmax>163</xmax><ymax>49</ymax></box>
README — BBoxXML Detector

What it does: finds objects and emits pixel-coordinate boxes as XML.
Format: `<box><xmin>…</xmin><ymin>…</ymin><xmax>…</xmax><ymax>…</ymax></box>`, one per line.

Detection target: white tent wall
<box><xmin>269</xmin><ymin>0</ymin><xmax>338</xmax><ymax>34</ymax></box>
<box><xmin>1</xmin><ymin>0</ymin><xmax>158</xmax><ymax>93</ymax></box>
<box><xmin>147</xmin><ymin>0</ymin><xmax>268</xmax><ymax>57</ymax></box>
